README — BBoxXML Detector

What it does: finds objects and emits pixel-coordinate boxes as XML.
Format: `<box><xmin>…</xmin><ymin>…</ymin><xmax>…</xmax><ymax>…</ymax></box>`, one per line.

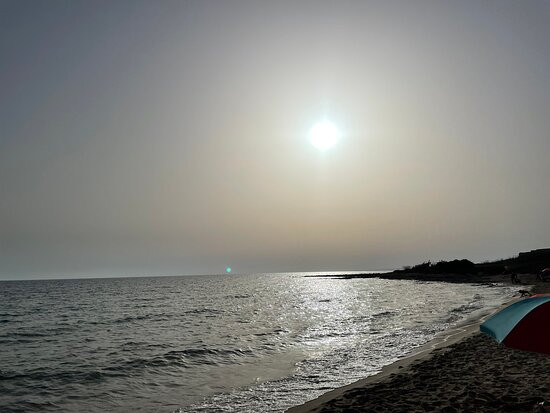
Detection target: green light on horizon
<box><xmin>226</xmin><ymin>266</ymin><xmax>232</xmax><ymax>273</ymax></box>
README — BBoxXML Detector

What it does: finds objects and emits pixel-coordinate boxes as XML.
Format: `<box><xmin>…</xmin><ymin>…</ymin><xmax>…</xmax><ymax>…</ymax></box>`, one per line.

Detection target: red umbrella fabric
<box><xmin>480</xmin><ymin>293</ymin><xmax>550</xmax><ymax>354</ymax></box>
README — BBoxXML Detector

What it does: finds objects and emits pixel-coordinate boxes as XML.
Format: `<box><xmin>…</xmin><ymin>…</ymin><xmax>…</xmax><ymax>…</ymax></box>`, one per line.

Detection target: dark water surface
<box><xmin>0</xmin><ymin>274</ymin><xmax>515</xmax><ymax>412</ymax></box>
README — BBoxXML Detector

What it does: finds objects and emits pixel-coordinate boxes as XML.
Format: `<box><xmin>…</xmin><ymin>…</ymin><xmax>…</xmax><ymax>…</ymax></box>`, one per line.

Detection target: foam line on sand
<box><xmin>287</xmin><ymin>294</ymin><xmax>550</xmax><ymax>413</ymax></box>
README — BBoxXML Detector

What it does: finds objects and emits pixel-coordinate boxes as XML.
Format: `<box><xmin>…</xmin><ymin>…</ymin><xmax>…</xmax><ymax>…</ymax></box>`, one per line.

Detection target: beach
<box><xmin>288</xmin><ymin>276</ymin><xmax>550</xmax><ymax>413</ymax></box>
<box><xmin>1</xmin><ymin>274</ymin><xmax>516</xmax><ymax>412</ymax></box>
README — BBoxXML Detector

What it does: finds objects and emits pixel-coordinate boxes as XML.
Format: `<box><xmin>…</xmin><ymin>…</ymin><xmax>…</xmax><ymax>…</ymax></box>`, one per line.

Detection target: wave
<box><xmin>112</xmin><ymin>314</ymin><xmax>171</xmax><ymax>324</ymax></box>
<box><xmin>2</xmin><ymin>331</ymin><xmax>50</xmax><ymax>338</ymax></box>
<box><xmin>109</xmin><ymin>347</ymin><xmax>255</xmax><ymax>372</ymax></box>
<box><xmin>443</xmin><ymin>294</ymin><xmax>484</xmax><ymax>323</ymax></box>
<box><xmin>371</xmin><ymin>310</ymin><xmax>396</xmax><ymax>318</ymax></box>
<box><xmin>0</xmin><ymin>347</ymin><xmax>255</xmax><ymax>386</ymax></box>
<box><xmin>0</xmin><ymin>368</ymin><xmax>120</xmax><ymax>383</ymax></box>
<box><xmin>183</xmin><ymin>308</ymin><xmax>225</xmax><ymax>316</ymax></box>
<box><xmin>253</xmin><ymin>328</ymin><xmax>289</xmax><ymax>337</ymax></box>
<box><xmin>0</xmin><ymin>312</ymin><xmax>21</xmax><ymax>317</ymax></box>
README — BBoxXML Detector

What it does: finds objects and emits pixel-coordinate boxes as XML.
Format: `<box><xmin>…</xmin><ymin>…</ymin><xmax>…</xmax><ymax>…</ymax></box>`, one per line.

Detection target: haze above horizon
<box><xmin>2</xmin><ymin>0</ymin><xmax>550</xmax><ymax>280</ymax></box>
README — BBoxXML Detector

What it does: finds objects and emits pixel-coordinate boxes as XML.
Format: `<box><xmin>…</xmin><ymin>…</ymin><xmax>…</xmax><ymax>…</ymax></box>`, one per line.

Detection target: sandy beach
<box><xmin>288</xmin><ymin>276</ymin><xmax>550</xmax><ymax>413</ymax></box>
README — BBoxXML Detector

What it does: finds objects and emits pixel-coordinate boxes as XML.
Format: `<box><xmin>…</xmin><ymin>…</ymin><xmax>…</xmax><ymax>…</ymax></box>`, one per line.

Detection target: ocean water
<box><xmin>0</xmin><ymin>273</ymin><xmax>516</xmax><ymax>412</ymax></box>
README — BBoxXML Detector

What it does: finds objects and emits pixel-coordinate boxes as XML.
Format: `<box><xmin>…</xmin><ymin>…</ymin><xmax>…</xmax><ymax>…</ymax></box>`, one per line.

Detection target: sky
<box><xmin>1</xmin><ymin>0</ymin><xmax>550</xmax><ymax>279</ymax></box>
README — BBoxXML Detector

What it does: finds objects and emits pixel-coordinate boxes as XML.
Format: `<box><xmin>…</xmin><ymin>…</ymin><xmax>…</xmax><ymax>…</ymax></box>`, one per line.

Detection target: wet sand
<box><xmin>288</xmin><ymin>277</ymin><xmax>550</xmax><ymax>413</ymax></box>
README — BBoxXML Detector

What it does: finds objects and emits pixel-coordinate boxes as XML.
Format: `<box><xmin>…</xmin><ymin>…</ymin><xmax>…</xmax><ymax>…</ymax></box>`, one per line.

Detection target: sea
<box><xmin>0</xmin><ymin>272</ymin><xmax>517</xmax><ymax>412</ymax></box>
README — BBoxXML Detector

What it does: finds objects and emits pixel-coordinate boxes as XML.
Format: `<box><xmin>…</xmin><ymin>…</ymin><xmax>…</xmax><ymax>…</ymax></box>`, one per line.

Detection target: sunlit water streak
<box><xmin>0</xmin><ymin>273</ymin><xmax>516</xmax><ymax>412</ymax></box>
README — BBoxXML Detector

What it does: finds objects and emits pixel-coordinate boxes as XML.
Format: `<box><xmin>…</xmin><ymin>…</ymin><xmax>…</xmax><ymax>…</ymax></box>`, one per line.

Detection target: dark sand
<box><xmin>288</xmin><ymin>277</ymin><xmax>550</xmax><ymax>413</ymax></box>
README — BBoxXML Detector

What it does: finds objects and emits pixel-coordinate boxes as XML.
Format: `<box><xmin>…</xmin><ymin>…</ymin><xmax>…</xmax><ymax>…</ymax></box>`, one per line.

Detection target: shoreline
<box><xmin>307</xmin><ymin>272</ymin><xmax>524</xmax><ymax>285</ymax></box>
<box><xmin>287</xmin><ymin>275</ymin><xmax>549</xmax><ymax>413</ymax></box>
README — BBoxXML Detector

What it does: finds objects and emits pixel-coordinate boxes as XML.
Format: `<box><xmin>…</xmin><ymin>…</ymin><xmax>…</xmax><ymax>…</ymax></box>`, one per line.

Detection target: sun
<box><xmin>309</xmin><ymin>120</ymin><xmax>341</xmax><ymax>151</ymax></box>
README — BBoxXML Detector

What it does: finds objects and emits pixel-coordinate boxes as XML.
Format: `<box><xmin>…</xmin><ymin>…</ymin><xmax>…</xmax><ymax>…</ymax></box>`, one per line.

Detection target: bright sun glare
<box><xmin>309</xmin><ymin>121</ymin><xmax>341</xmax><ymax>151</ymax></box>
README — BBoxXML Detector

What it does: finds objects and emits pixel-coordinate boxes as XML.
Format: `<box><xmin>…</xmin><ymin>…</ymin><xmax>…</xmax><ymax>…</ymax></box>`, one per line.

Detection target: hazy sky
<box><xmin>2</xmin><ymin>0</ymin><xmax>550</xmax><ymax>279</ymax></box>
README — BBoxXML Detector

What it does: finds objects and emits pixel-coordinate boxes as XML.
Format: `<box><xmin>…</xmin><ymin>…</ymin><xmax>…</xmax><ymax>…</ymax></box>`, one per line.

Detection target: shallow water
<box><xmin>0</xmin><ymin>273</ymin><xmax>515</xmax><ymax>412</ymax></box>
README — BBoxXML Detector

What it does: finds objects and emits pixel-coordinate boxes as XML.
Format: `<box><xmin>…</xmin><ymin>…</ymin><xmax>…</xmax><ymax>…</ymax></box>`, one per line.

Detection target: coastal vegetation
<box><xmin>315</xmin><ymin>248</ymin><xmax>550</xmax><ymax>283</ymax></box>
<box><xmin>397</xmin><ymin>248</ymin><xmax>550</xmax><ymax>276</ymax></box>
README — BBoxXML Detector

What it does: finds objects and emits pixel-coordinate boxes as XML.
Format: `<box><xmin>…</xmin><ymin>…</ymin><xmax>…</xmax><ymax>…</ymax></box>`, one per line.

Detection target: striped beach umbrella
<box><xmin>480</xmin><ymin>294</ymin><xmax>550</xmax><ymax>355</ymax></box>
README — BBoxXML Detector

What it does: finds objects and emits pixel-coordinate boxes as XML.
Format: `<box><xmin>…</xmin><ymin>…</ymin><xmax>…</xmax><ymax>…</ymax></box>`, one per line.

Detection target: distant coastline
<box><xmin>290</xmin><ymin>249</ymin><xmax>550</xmax><ymax>413</ymax></box>
<box><xmin>308</xmin><ymin>248</ymin><xmax>550</xmax><ymax>285</ymax></box>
